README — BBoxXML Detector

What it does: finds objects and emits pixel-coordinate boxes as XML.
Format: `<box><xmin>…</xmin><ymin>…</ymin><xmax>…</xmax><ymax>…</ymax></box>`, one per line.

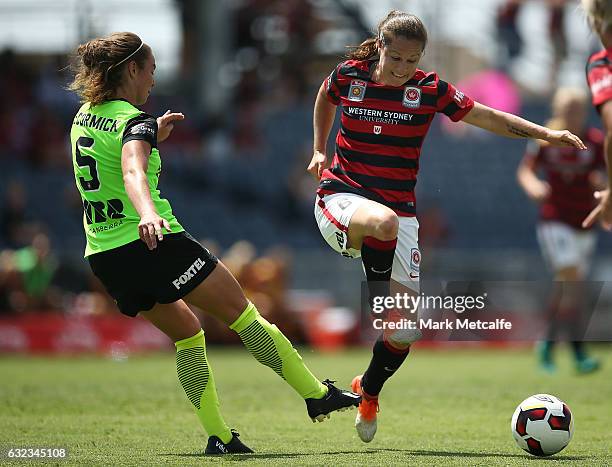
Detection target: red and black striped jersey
<box><xmin>525</xmin><ymin>128</ymin><xmax>604</xmax><ymax>229</ymax></box>
<box><xmin>317</xmin><ymin>59</ymin><xmax>474</xmax><ymax>217</ymax></box>
<box><xmin>586</xmin><ymin>48</ymin><xmax>612</xmax><ymax>109</ymax></box>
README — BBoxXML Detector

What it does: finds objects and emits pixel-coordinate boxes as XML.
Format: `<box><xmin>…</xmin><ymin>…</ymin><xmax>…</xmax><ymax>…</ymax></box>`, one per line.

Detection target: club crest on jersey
<box><xmin>348</xmin><ymin>79</ymin><xmax>367</xmax><ymax>102</ymax></box>
<box><xmin>410</xmin><ymin>248</ymin><xmax>421</xmax><ymax>272</ymax></box>
<box><xmin>403</xmin><ymin>86</ymin><xmax>421</xmax><ymax>108</ymax></box>
<box><xmin>373</xmin><ymin>125</ymin><xmax>382</xmax><ymax>135</ymax></box>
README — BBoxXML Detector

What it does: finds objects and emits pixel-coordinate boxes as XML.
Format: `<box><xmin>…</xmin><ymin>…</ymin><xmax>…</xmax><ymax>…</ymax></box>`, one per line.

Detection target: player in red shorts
<box><xmin>582</xmin><ymin>0</ymin><xmax>612</xmax><ymax>229</ymax></box>
<box><xmin>307</xmin><ymin>10</ymin><xmax>586</xmax><ymax>443</ymax></box>
<box><xmin>518</xmin><ymin>87</ymin><xmax>604</xmax><ymax>374</ymax></box>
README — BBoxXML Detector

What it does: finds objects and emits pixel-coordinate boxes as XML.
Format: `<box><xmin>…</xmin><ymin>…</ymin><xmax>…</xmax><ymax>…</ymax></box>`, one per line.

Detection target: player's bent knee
<box><xmin>180</xmin><ymin>306</ymin><xmax>203</xmax><ymax>335</ymax></box>
<box><xmin>372</xmin><ymin>211</ymin><xmax>399</xmax><ymax>240</ymax></box>
<box><xmin>141</xmin><ymin>301</ymin><xmax>202</xmax><ymax>342</ymax></box>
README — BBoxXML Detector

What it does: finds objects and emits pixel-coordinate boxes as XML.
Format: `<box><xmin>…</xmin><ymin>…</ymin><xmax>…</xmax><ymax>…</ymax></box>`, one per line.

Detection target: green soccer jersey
<box><xmin>70</xmin><ymin>99</ymin><xmax>183</xmax><ymax>256</ymax></box>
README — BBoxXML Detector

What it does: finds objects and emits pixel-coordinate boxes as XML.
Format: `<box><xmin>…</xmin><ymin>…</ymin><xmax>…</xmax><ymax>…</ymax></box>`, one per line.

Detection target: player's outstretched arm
<box><xmin>308</xmin><ymin>83</ymin><xmax>337</xmax><ymax>180</ymax></box>
<box><xmin>122</xmin><ymin>140</ymin><xmax>171</xmax><ymax>249</ymax></box>
<box><xmin>462</xmin><ymin>102</ymin><xmax>586</xmax><ymax>149</ymax></box>
<box><xmin>583</xmin><ymin>101</ymin><xmax>612</xmax><ymax>229</ymax></box>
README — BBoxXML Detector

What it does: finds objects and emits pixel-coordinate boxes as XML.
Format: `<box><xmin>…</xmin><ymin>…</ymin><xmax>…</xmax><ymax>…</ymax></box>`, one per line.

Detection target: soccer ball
<box><xmin>511</xmin><ymin>394</ymin><xmax>573</xmax><ymax>456</ymax></box>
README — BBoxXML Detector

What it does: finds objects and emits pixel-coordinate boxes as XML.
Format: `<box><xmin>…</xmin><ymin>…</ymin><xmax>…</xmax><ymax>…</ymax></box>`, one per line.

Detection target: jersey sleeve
<box><xmin>435</xmin><ymin>79</ymin><xmax>474</xmax><ymax>121</ymax></box>
<box><xmin>122</xmin><ymin>114</ymin><xmax>158</xmax><ymax>148</ymax></box>
<box><xmin>586</xmin><ymin>56</ymin><xmax>612</xmax><ymax>108</ymax></box>
<box><xmin>322</xmin><ymin>63</ymin><xmax>343</xmax><ymax>105</ymax></box>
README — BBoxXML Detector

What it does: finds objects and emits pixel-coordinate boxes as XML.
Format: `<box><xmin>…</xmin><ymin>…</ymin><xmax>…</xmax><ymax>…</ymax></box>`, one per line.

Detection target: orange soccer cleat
<box><xmin>351</xmin><ymin>374</ymin><xmax>379</xmax><ymax>442</ymax></box>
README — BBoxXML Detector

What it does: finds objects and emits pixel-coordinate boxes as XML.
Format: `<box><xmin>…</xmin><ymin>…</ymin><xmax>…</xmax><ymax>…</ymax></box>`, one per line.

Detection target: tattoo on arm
<box><xmin>507</xmin><ymin>124</ymin><xmax>532</xmax><ymax>138</ymax></box>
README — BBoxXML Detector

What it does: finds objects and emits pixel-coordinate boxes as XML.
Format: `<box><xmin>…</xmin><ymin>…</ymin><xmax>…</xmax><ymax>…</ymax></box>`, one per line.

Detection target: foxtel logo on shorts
<box><xmin>172</xmin><ymin>258</ymin><xmax>206</xmax><ymax>290</ymax></box>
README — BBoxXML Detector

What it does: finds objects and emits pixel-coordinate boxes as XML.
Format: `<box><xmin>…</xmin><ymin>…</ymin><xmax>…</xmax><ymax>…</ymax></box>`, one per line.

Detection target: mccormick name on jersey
<box><xmin>319</xmin><ymin>59</ymin><xmax>474</xmax><ymax>217</ymax></box>
<box><xmin>73</xmin><ymin>112</ymin><xmax>119</xmax><ymax>133</ymax></box>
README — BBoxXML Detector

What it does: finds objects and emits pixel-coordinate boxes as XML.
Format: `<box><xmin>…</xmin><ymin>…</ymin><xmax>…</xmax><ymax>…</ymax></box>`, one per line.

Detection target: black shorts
<box><xmin>88</xmin><ymin>231</ymin><xmax>218</xmax><ymax>317</ymax></box>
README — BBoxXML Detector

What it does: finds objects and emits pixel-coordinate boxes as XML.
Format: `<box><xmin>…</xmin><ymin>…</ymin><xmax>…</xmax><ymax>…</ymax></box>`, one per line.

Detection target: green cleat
<box><xmin>576</xmin><ymin>356</ymin><xmax>601</xmax><ymax>374</ymax></box>
<box><xmin>536</xmin><ymin>341</ymin><xmax>556</xmax><ymax>373</ymax></box>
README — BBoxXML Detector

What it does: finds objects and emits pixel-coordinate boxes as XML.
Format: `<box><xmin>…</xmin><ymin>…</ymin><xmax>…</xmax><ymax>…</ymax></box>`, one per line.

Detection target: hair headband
<box><xmin>104</xmin><ymin>41</ymin><xmax>144</xmax><ymax>80</ymax></box>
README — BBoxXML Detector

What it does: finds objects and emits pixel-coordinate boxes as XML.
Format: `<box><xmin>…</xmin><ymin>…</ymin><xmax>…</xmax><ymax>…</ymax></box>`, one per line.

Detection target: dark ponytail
<box><xmin>347</xmin><ymin>38</ymin><xmax>378</xmax><ymax>60</ymax></box>
<box><xmin>347</xmin><ymin>10</ymin><xmax>428</xmax><ymax>60</ymax></box>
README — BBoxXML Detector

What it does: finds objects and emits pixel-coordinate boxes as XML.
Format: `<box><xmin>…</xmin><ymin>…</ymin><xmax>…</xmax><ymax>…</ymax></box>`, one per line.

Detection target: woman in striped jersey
<box><xmin>308</xmin><ymin>10</ymin><xmax>586</xmax><ymax>443</ymax></box>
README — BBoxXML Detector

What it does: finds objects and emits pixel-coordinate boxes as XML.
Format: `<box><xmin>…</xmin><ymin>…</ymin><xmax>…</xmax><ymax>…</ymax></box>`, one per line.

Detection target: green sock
<box><xmin>230</xmin><ymin>302</ymin><xmax>327</xmax><ymax>399</ymax></box>
<box><xmin>175</xmin><ymin>330</ymin><xmax>232</xmax><ymax>444</ymax></box>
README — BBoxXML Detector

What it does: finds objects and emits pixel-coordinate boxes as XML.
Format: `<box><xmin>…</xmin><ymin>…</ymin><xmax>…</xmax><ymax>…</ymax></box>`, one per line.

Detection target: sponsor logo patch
<box><xmin>172</xmin><ymin>257</ymin><xmax>206</xmax><ymax>290</ymax></box>
<box><xmin>338</xmin><ymin>199</ymin><xmax>352</xmax><ymax>210</ymax></box>
<box><xmin>453</xmin><ymin>89</ymin><xmax>465</xmax><ymax>104</ymax></box>
<box><xmin>335</xmin><ymin>231</ymin><xmax>345</xmax><ymax>249</ymax></box>
<box><xmin>131</xmin><ymin>122</ymin><xmax>155</xmax><ymax>137</ymax></box>
<box><xmin>591</xmin><ymin>73</ymin><xmax>612</xmax><ymax>96</ymax></box>
<box><xmin>215</xmin><ymin>441</ymin><xmax>228</xmax><ymax>453</ymax></box>
<box><xmin>373</xmin><ymin>125</ymin><xmax>382</xmax><ymax>135</ymax></box>
<box><xmin>348</xmin><ymin>79</ymin><xmax>367</xmax><ymax>102</ymax></box>
<box><xmin>402</xmin><ymin>86</ymin><xmax>421</xmax><ymax>108</ymax></box>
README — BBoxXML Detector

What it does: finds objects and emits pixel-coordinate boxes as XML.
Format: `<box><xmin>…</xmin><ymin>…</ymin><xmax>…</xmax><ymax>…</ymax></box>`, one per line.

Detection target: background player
<box><xmin>69</xmin><ymin>32</ymin><xmax>360</xmax><ymax>455</ymax></box>
<box><xmin>517</xmin><ymin>87</ymin><xmax>603</xmax><ymax>374</ymax></box>
<box><xmin>308</xmin><ymin>10</ymin><xmax>586</xmax><ymax>443</ymax></box>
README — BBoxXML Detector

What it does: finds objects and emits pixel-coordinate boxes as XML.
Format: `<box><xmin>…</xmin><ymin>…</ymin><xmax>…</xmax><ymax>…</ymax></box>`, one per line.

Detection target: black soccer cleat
<box><xmin>204</xmin><ymin>429</ymin><xmax>254</xmax><ymax>455</ymax></box>
<box><xmin>305</xmin><ymin>379</ymin><xmax>362</xmax><ymax>422</ymax></box>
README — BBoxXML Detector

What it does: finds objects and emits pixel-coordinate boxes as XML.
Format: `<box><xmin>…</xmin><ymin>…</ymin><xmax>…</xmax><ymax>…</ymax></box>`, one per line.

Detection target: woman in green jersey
<box><xmin>69</xmin><ymin>32</ymin><xmax>360</xmax><ymax>455</ymax></box>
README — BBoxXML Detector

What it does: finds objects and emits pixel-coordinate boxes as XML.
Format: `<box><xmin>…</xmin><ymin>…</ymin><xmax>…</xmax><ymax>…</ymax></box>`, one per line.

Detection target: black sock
<box><xmin>361</xmin><ymin>236</ymin><xmax>397</xmax><ymax>305</ymax></box>
<box><xmin>361</xmin><ymin>335</ymin><xmax>410</xmax><ymax>397</ymax></box>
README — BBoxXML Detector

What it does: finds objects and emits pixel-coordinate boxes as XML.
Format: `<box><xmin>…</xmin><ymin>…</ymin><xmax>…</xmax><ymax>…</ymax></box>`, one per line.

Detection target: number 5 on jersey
<box><xmin>75</xmin><ymin>136</ymin><xmax>125</xmax><ymax>224</ymax></box>
<box><xmin>75</xmin><ymin>136</ymin><xmax>100</xmax><ymax>191</ymax></box>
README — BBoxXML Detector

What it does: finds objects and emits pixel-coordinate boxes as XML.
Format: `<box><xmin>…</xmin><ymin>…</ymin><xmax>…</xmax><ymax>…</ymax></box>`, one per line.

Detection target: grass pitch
<box><xmin>1</xmin><ymin>345</ymin><xmax>611</xmax><ymax>466</ymax></box>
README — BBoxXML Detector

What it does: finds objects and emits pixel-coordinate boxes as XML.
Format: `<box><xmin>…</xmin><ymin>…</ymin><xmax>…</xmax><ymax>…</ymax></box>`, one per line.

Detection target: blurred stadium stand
<box><xmin>1</xmin><ymin>0</ymin><xmax>612</xmax><ymax>339</ymax></box>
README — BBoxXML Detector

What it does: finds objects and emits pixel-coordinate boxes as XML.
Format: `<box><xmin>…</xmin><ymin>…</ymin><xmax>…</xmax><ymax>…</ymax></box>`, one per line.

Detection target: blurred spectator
<box><xmin>0</xmin><ymin>249</ymin><xmax>15</xmax><ymax>314</ymax></box>
<box><xmin>29</xmin><ymin>105</ymin><xmax>69</xmax><ymax>168</ymax></box>
<box><xmin>496</xmin><ymin>0</ymin><xmax>525</xmax><ymax>65</ymax></box>
<box><xmin>0</xmin><ymin>50</ymin><xmax>40</xmax><ymax>165</ymax></box>
<box><xmin>549</xmin><ymin>0</ymin><xmax>569</xmax><ymax>85</ymax></box>
<box><xmin>496</xmin><ymin>0</ymin><xmax>570</xmax><ymax>86</ymax></box>
<box><xmin>0</xmin><ymin>181</ymin><xmax>39</xmax><ymax>249</ymax></box>
<box><xmin>4</xmin><ymin>232</ymin><xmax>62</xmax><ymax>312</ymax></box>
